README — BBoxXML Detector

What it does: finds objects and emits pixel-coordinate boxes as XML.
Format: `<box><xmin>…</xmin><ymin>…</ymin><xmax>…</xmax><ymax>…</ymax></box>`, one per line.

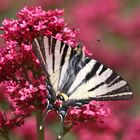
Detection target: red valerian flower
<box><xmin>0</xmin><ymin>110</ymin><xmax>26</xmax><ymax>135</ymax></box>
<box><xmin>2</xmin><ymin>77</ymin><xmax>47</xmax><ymax>116</ymax></box>
<box><xmin>62</xmin><ymin>101</ymin><xmax>110</xmax><ymax>136</ymax></box>
<box><xmin>1</xmin><ymin>6</ymin><xmax>77</xmax><ymax>46</ymax></box>
<box><xmin>65</xmin><ymin>101</ymin><xmax>110</xmax><ymax>125</ymax></box>
<box><xmin>72</xmin><ymin>112</ymin><xmax>122</xmax><ymax>140</ymax></box>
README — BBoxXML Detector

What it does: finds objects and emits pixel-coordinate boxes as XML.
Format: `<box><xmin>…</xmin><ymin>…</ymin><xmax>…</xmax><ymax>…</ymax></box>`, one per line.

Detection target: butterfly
<box><xmin>32</xmin><ymin>36</ymin><xmax>133</xmax><ymax>138</ymax></box>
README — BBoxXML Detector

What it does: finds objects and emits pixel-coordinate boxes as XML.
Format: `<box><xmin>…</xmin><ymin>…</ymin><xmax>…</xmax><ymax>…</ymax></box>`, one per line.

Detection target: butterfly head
<box><xmin>77</xmin><ymin>43</ymin><xmax>83</xmax><ymax>54</ymax></box>
<box><xmin>54</xmin><ymin>92</ymin><xmax>68</xmax><ymax>109</ymax></box>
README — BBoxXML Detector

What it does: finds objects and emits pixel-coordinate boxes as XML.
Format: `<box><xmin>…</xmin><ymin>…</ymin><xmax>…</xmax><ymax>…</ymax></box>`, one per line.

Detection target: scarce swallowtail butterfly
<box><xmin>32</xmin><ymin>36</ymin><xmax>133</xmax><ymax>138</ymax></box>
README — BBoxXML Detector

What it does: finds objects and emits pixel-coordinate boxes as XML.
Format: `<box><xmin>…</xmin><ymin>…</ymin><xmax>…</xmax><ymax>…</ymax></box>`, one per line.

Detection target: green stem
<box><xmin>4</xmin><ymin>134</ymin><xmax>9</xmax><ymax>140</ymax></box>
<box><xmin>36</xmin><ymin>110</ymin><xmax>44</xmax><ymax>140</ymax></box>
<box><xmin>1</xmin><ymin>130</ymin><xmax>10</xmax><ymax>140</ymax></box>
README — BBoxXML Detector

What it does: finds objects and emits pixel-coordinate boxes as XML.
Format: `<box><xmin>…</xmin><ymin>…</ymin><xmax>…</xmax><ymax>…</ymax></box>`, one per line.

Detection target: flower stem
<box><xmin>1</xmin><ymin>130</ymin><xmax>10</xmax><ymax>140</ymax></box>
<box><xmin>36</xmin><ymin>110</ymin><xmax>44</xmax><ymax>140</ymax></box>
<box><xmin>4</xmin><ymin>134</ymin><xmax>9</xmax><ymax>140</ymax></box>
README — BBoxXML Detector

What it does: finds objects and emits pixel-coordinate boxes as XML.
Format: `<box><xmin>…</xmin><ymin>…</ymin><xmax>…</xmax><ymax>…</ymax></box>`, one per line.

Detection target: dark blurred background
<box><xmin>0</xmin><ymin>0</ymin><xmax>140</xmax><ymax>140</ymax></box>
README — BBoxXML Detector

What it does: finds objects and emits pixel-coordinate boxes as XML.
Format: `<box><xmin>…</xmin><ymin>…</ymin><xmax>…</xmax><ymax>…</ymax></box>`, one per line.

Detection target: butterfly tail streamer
<box><xmin>57</xmin><ymin>114</ymin><xmax>65</xmax><ymax>140</ymax></box>
<box><xmin>39</xmin><ymin>100</ymin><xmax>51</xmax><ymax>130</ymax></box>
<box><xmin>39</xmin><ymin>110</ymin><xmax>49</xmax><ymax>130</ymax></box>
<box><xmin>57</xmin><ymin>112</ymin><xmax>74</xmax><ymax>140</ymax></box>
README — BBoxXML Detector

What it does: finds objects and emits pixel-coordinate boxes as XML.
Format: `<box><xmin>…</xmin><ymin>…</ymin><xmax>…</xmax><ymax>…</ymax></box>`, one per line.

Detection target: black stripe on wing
<box><xmin>62</xmin><ymin>85</ymin><xmax>132</xmax><ymax>108</ymax></box>
<box><xmin>105</xmin><ymin>72</ymin><xmax>118</xmax><ymax>85</ymax></box>
<box><xmin>88</xmin><ymin>82</ymin><xmax>105</xmax><ymax>92</ymax></box>
<box><xmin>85</xmin><ymin>61</ymin><xmax>101</xmax><ymax>82</ymax></box>
<box><xmin>107</xmin><ymin>76</ymin><xmax>122</xmax><ymax>87</ymax></box>
<box><xmin>60</xmin><ymin>44</ymin><xmax>69</xmax><ymax>66</ymax></box>
<box><xmin>98</xmin><ymin>65</ymin><xmax>108</xmax><ymax>75</ymax></box>
<box><xmin>51</xmin><ymin>38</ymin><xmax>57</xmax><ymax>72</ymax></box>
<box><xmin>48</xmin><ymin>36</ymin><xmax>51</xmax><ymax>55</ymax></box>
<box><xmin>60</xmin><ymin>41</ymin><xmax>64</xmax><ymax>54</ymax></box>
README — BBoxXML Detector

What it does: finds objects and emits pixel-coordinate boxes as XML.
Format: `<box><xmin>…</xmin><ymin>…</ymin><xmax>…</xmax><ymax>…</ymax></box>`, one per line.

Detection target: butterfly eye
<box><xmin>57</xmin><ymin>93</ymin><xmax>69</xmax><ymax>101</ymax></box>
<box><xmin>57</xmin><ymin>95</ymin><xmax>65</xmax><ymax>101</ymax></box>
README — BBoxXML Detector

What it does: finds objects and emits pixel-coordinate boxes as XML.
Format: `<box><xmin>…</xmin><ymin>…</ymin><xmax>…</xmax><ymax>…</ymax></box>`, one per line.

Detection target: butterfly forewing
<box><xmin>33</xmin><ymin>36</ymin><xmax>74</xmax><ymax>91</ymax></box>
<box><xmin>57</xmin><ymin>52</ymin><xmax>132</xmax><ymax>107</ymax></box>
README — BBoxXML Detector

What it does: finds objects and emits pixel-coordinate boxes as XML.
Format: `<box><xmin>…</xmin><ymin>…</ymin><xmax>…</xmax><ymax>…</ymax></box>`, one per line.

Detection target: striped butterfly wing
<box><xmin>57</xmin><ymin>48</ymin><xmax>133</xmax><ymax>108</ymax></box>
<box><xmin>32</xmin><ymin>36</ymin><xmax>74</xmax><ymax>93</ymax></box>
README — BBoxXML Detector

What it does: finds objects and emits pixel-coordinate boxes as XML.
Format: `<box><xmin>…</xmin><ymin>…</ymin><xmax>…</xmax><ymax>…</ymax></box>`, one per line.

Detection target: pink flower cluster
<box><xmin>65</xmin><ymin>101</ymin><xmax>110</xmax><ymax>125</ymax></box>
<box><xmin>0</xmin><ymin>6</ymin><xmax>78</xmax><ymax>133</ymax></box>
<box><xmin>0</xmin><ymin>111</ymin><xmax>25</xmax><ymax>129</ymax></box>
<box><xmin>2</xmin><ymin>77</ymin><xmax>47</xmax><ymax>115</ymax></box>
<box><xmin>1</xmin><ymin>6</ymin><xmax>77</xmax><ymax>46</ymax></box>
